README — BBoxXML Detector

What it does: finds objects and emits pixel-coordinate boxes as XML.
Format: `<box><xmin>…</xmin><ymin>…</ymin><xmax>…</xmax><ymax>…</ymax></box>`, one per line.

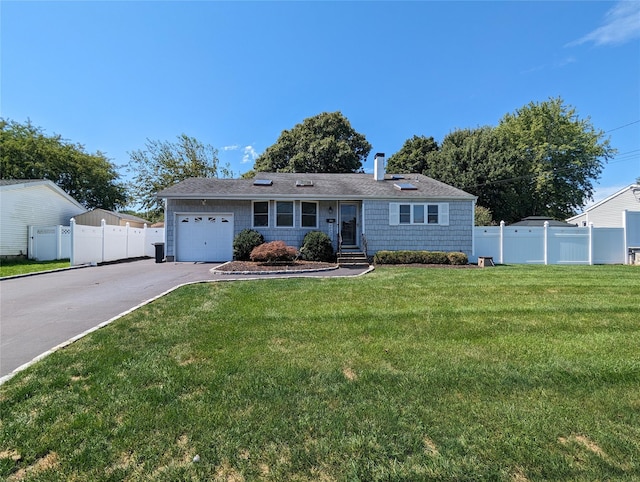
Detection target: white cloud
<box><xmin>242</xmin><ymin>145</ymin><xmax>258</xmax><ymax>164</ymax></box>
<box><xmin>568</xmin><ymin>1</ymin><xmax>640</xmax><ymax>47</ymax></box>
<box><xmin>222</xmin><ymin>145</ymin><xmax>240</xmax><ymax>151</ymax></box>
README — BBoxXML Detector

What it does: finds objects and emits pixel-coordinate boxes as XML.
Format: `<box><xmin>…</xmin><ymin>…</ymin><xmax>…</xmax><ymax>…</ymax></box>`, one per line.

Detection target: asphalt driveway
<box><xmin>0</xmin><ymin>259</ymin><xmax>370</xmax><ymax>380</ymax></box>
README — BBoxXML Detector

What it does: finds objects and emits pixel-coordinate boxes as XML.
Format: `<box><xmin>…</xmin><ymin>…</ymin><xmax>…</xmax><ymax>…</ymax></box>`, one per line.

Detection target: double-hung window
<box><xmin>389</xmin><ymin>202</ymin><xmax>449</xmax><ymax>226</ymax></box>
<box><xmin>301</xmin><ymin>201</ymin><xmax>318</xmax><ymax>228</ymax></box>
<box><xmin>253</xmin><ymin>201</ymin><xmax>269</xmax><ymax>227</ymax></box>
<box><xmin>276</xmin><ymin>201</ymin><xmax>294</xmax><ymax>227</ymax></box>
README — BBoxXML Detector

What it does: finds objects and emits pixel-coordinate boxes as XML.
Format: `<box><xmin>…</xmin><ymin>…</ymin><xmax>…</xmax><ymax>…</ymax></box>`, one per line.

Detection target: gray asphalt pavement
<box><xmin>0</xmin><ymin>259</ymin><xmax>370</xmax><ymax>380</ymax></box>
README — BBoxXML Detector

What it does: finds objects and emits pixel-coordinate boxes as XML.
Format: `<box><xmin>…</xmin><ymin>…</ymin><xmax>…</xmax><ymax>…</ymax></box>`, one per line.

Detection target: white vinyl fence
<box><xmin>473</xmin><ymin>210</ymin><xmax>640</xmax><ymax>265</ymax></box>
<box><xmin>70</xmin><ymin>219</ymin><xmax>165</xmax><ymax>266</ymax></box>
<box><xmin>28</xmin><ymin>220</ymin><xmax>164</xmax><ymax>265</ymax></box>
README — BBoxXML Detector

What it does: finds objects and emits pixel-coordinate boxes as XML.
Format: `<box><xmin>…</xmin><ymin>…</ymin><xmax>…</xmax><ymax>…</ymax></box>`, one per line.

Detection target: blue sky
<box><xmin>2</xmin><ymin>1</ymin><xmax>639</xmax><ymax>211</ymax></box>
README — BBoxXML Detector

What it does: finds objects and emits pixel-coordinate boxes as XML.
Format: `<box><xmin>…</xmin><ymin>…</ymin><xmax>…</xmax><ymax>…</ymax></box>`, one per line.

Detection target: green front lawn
<box><xmin>0</xmin><ymin>258</ymin><xmax>70</xmax><ymax>278</ymax></box>
<box><xmin>1</xmin><ymin>265</ymin><xmax>638</xmax><ymax>480</ymax></box>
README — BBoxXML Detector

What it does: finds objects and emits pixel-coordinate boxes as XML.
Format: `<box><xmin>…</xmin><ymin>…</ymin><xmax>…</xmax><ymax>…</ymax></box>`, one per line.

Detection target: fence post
<box><xmin>101</xmin><ymin>219</ymin><xmax>106</xmax><ymax>263</ymax></box>
<box><xmin>56</xmin><ymin>225</ymin><xmax>63</xmax><ymax>260</ymax></box>
<box><xmin>126</xmin><ymin>222</ymin><xmax>130</xmax><ymax>259</ymax></box>
<box><xmin>543</xmin><ymin>221</ymin><xmax>549</xmax><ymax>265</ymax></box>
<box><xmin>70</xmin><ymin>218</ymin><xmax>76</xmax><ymax>266</ymax></box>
<box><xmin>622</xmin><ymin>210</ymin><xmax>628</xmax><ymax>265</ymax></box>
<box><xmin>588</xmin><ymin>222</ymin><xmax>594</xmax><ymax>266</ymax></box>
<box><xmin>499</xmin><ymin>220</ymin><xmax>505</xmax><ymax>264</ymax></box>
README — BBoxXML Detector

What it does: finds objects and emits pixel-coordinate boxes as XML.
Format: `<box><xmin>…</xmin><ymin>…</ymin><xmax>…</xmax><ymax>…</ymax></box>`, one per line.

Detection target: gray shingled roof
<box><xmin>157</xmin><ymin>172</ymin><xmax>476</xmax><ymax>201</ymax></box>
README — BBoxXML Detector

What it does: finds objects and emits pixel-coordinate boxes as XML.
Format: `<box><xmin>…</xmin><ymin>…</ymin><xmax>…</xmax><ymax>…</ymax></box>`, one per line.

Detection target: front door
<box><xmin>340</xmin><ymin>203</ymin><xmax>358</xmax><ymax>247</ymax></box>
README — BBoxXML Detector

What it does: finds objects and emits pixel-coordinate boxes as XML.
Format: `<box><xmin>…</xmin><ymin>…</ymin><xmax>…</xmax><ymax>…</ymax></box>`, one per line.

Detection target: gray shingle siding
<box><xmin>166</xmin><ymin>199</ymin><xmax>338</xmax><ymax>258</ymax></box>
<box><xmin>363</xmin><ymin>200</ymin><xmax>474</xmax><ymax>255</ymax></box>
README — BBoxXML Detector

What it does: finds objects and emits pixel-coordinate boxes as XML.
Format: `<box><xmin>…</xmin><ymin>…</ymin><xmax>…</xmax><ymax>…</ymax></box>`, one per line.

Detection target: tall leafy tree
<box><xmin>424</xmin><ymin>126</ymin><xmax>522</xmax><ymax>223</ymax></box>
<box><xmin>253</xmin><ymin>111</ymin><xmax>371</xmax><ymax>173</ymax></box>
<box><xmin>496</xmin><ymin>97</ymin><xmax>615</xmax><ymax>220</ymax></box>
<box><xmin>386</xmin><ymin>135</ymin><xmax>439</xmax><ymax>174</ymax></box>
<box><xmin>0</xmin><ymin>118</ymin><xmax>127</xmax><ymax>209</ymax></box>
<box><xmin>127</xmin><ymin>134</ymin><xmax>219</xmax><ymax>213</ymax></box>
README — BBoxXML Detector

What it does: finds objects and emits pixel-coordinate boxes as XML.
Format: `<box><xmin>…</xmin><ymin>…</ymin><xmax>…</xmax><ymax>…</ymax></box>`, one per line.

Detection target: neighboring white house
<box><xmin>567</xmin><ymin>184</ymin><xmax>640</xmax><ymax>227</ymax></box>
<box><xmin>0</xmin><ymin>179</ymin><xmax>85</xmax><ymax>257</ymax></box>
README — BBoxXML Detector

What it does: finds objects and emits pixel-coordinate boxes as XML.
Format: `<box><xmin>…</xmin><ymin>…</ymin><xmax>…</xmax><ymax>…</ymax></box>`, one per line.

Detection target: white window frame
<box><xmin>276</xmin><ymin>200</ymin><xmax>294</xmax><ymax>228</ymax></box>
<box><xmin>300</xmin><ymin>201</ymin><xmax>319</xmax><ymax>228</ymax></box>
<box><xmin>389</xmin><ymin>202</ymin><xmax>449</xmax><ymax>226</ymax></box>
<box><xmin>252</xmin><ymin>200</ymin><xmax>270</xmax><ymax>228</ymax></box>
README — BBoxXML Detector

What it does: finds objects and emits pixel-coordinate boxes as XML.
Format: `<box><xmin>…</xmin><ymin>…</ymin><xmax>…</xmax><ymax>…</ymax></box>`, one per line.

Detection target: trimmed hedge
<box><xmin>374</xmin><ymin>250</ymin><xmax>468</xmax><ymax>265</ymax></box>
<box><xmin>233</xmin><ymin>229</ymin><xmax>264</xmax><ymax>261</ymax></box>
<box><xmin>300</xmin><ymin>231</ymin><xmax>335</xmax><ymax>262</ymax></box>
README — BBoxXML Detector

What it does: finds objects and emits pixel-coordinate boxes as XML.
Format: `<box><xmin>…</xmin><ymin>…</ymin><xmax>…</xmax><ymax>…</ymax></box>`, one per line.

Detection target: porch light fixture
<box><xmin>328</xmin><ymin>206</ymin><xmax>333</xmax><ymax>214</ymax></box>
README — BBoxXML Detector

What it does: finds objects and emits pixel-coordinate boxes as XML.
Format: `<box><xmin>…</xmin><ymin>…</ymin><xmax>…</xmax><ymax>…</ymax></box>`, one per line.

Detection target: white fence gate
<box><xmin>28</xmin><ymin>225</ymin><xmax>72</xmax><ymax>261</ymax></box>
<box><xmin>28</xmin><ymin>220</ymin><xmax>165</xmax><ymax>265</ymax></box>
<box><xmin>473</xmin><ymin>210</ymin><xmax>638</xmax><ymax>265</ymax></box>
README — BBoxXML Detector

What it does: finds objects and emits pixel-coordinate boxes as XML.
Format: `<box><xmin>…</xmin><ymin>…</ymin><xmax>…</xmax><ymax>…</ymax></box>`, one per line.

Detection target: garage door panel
<box><xmin>176</xmin><ymin>213</ymin><xmax>234</xmax><ymax>262</ymax></box>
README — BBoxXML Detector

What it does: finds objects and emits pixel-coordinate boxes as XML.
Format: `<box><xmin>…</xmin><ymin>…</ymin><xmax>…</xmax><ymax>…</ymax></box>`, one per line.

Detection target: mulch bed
<box><xmin>213</xmin><ymin>261</ymin><xmax>339</xmax><ymax>272</ymax></box>
<box><xmin>213</xmin><ymin>261</ymin><xmax>480</xmax><ymax>273</ymax></box>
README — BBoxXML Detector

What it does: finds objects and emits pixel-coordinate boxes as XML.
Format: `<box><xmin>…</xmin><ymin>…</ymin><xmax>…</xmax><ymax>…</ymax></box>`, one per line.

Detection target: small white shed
<box><xmin>0</xmin><ymin>179</ymin><xmax>85</xmax><ymax>257</ymax></box>
<box><xmin>74</xmin><ymin>208</ymin><xmax>150</xmax><ymax>228</ymax></box>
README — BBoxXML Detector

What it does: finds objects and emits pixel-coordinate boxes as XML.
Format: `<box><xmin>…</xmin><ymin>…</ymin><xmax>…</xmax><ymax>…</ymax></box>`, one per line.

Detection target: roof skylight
<box><xmin>253</xmin><ymin>179</ymin><xmax>273</xmax><ymax>186</ymax></box>
<box><xmin>394</xmin><ymin>182</ymin><xmax>417</xmax><ymax>190</ymax></box>
<box><xmin>295</xmin><ymin>180</ymin><xmax>314</xmax><ymax>187</ymax></box>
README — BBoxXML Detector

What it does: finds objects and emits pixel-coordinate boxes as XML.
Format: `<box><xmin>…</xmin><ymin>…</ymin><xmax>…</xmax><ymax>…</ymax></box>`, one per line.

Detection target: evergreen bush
<box><xmin>300</xmin><ymin>231</ymin><xmax>335</xmax><ymax>262</ymax></box>
<box><xmin>233</xmin><ymin>229</ymin><xmax>264</xmax><ymax>261</ymax></box>
<box><xmin>373</xmin><ymin>250</ymin><xmax>468</xmax><ymax>265</ymax></box>
<box><xmin>447</xmin><ymin>252</ymin><xmax>469</xmax><ymax>265</ymax></box>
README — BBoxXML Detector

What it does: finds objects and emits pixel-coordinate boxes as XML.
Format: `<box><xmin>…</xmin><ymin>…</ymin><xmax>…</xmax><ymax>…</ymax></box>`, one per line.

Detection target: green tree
<box><xmin>386</xmin><ymin>135</ymin><xmax>439</xmax><ymax>174</ymax></box>
<box><xmin>0</xmin><ymin>118</ymin><xmax>127</xmax><ymax>209</ymax></box>
<box><xmin>496</xmin><ymin>97</ymin><xmax>615</xmax><ymax>220</ymax></box>
<box><xmin>253</xmin><ymin>111</ymin><xmax>371</xmax><ymax>173</ymax></box>
<box><xmin>127</xmin><ymin>134</ymin><xmax>219</xmax><ymax>214</ymax></box>
<box><xmin>423</xmin><ymin>126</ymin><xmax>521</xmax><ymax>223</ymax></box>
<box><xmin>474</xmin><ymin>205</ymin><xmax>495</xmax><ymax>226</ymax></box>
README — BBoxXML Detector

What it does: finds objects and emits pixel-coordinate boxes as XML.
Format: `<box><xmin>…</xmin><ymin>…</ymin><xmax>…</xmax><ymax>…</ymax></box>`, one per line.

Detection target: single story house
<box><xmin>0</xmin><ymin>179</ymin><xmax>85</xmax><ymax>257</ymax></box>
<box><xmin>567</xmin><ymin>184</ymin><xmax>640</xmax><ymax>227</ymax></box>
<box><xmin>157</xmin><ymin>154</ymin><xmax>477</xmax><ymax>262</ymax></box>
<box><xmin>74</xmin><ymin>208</ymin><xmax>150</xmax><ymax>228</ymax></box>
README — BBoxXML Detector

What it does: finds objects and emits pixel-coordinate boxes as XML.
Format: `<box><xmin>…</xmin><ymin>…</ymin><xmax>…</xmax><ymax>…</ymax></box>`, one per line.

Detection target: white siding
<box><xmin>1</xmin><ymin>184</ymin><xmax>84</xmax><ymax>256</ymax></box>
<box><xmin>569</xmin><ymin>185</ymin><xmax>640</xmax><ymax>227</ymax></box>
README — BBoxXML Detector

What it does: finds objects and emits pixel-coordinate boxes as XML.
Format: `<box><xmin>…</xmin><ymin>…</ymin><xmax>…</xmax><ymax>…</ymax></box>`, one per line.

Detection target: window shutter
<box><xmin>389</xmin><ymin>203</ymin><xmax>400</xmax><ymax>225</ymax></box>
<box><xmin>439</xmin><ymin>203</ymin><xmax>449</xmax><ymax>226</ymax></box>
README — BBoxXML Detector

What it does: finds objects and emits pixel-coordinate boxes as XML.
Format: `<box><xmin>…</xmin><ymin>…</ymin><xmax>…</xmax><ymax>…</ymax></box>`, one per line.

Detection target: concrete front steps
<box><xmin>337</xmin><ymin>250</ymin><xmax>369</xmax><ymax>267</ymax></box>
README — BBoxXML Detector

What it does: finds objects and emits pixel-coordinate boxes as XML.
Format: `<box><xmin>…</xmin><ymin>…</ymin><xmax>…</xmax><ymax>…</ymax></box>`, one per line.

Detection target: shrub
<box><xmin>447</xmin><ymin>251</ymin><xmax>468</xmax><ymax>265</ymax></box>
<box><xmin>233</xmin><ymin>229</ymin><xmax>264</xmax><ymax>261</ymax></box>
<box><xmin>373</xmin><ymin>250</ymin><xmax>467</xmax><ymax>265</ymax></box>
<box><xmin>300</xmin><ymin>231</ymin><xmax>335</xmax><ymax>262</ymax></box>
<box><xmin>250</xmin><ymin>241</ymin><xmax>298</xmax><ymax>264</ymax></box>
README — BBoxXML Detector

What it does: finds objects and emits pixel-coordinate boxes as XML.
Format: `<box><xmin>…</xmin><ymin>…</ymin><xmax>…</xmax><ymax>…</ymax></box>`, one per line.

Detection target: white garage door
<box><xmin>176</xmin><ymin>214</ymin><xmax>234</xmax><ymax>262</ymax></box>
